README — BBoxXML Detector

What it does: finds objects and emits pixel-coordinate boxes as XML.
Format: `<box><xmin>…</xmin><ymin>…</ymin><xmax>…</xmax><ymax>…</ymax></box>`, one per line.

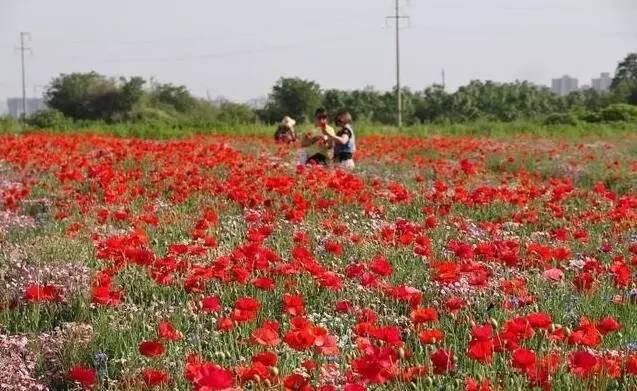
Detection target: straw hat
<box><xmin>280</xmin><ymin>116</ymin><xmax>296</xmax><ymax>128</ymax></box>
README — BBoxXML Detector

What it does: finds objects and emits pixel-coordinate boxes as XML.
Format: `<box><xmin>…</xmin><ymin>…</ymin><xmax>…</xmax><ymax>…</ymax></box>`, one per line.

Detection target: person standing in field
<box><xmin>300</xmin><ymin>108</ymin><xmax>334</xmax><ymax>165</ymax></box>
<box><xmin>324</xmin><ymin>110</ymin><xmax>356</xmax><ymax>169</ymax></box>
<box><xmin>274</xmin><ymin>116</ymin><xmax>297</xmax><ymax>144</ymax></box>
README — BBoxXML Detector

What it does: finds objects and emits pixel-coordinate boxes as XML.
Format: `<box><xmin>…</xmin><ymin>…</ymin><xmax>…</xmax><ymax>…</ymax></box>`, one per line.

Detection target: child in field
<box><xmin>324</xmin><ymin>111</ymin><xmax>356</xmax><ymax>169</ymax></box>
<box><xmin>300</xmin><ymin>108</ymin><xmax>335</xmax><ymax>165</ymax></box>
<box><xmin>274</xmin><ymin>116</ymin><xmax>297</xmax><ymax>144</ymax></box>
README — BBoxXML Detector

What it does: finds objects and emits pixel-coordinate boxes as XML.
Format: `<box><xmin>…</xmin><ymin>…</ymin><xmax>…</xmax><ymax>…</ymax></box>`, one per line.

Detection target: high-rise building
<box><xmin>551</xmin><ymin>75</ymin><xmax>579</xmax><ymax>96</ymax></box>
<box><xmin>6</xmin><ymin>98</ymin><xmax>46</xmax><ymax>118</ymax></box>
<box><xmin>592</xmin><ymin>72</ymin><xmax>612</xmax><ymax>92</ymax></box>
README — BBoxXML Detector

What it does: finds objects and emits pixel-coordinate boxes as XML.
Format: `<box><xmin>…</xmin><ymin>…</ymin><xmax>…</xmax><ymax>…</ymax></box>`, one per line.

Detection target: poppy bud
<box><xmin>425</xmin><ymin>376</ymin><xmax>433</xmax><ymax>386</ymax></box>
<box><xmin>469</xmin><ymin>319</ymin><xmax>476</xmax><ymax>328</ymax></box>
<box><xmin>271</xmin><ymin>366</ymin><xmax>279</xmax><ymax>376</ymax></box>
<box><xmin>399</xmin><ymin>347</ymin><xmax>406</xmax><ymax>359</ymax></box>
<box><xmin>264</xmin><ymin>379</ymin><xmax>272</xmax><ymax>387</ymax></box>
<box><xmin>565</xmin><ymin>327</ymin><xmax>572</xmax><ymax>336</ymax></box>
<box><xmin>253</xmin><ymin>374</ymin><xmax>261</xmax><ymax>383</ymax></box>
<box><xmin>215</xmin><ymin>351</ymin><xmax>226</xmax><ymax>360</ymax></box>
<box><xmin>489</xmin><ymin>317</ymin><xmax>499</xmax><ymax>328</ymax></box>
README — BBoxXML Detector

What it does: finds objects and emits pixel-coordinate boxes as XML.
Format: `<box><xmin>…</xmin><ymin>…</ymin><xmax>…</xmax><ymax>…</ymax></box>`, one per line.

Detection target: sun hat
<box><xmin>281</xmin><ymin>116</ymin><xmax>296</xmax><ymax>128</ymax></box>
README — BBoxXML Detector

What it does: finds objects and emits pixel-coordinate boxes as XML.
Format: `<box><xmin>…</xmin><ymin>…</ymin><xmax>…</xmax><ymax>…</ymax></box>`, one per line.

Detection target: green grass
<box><xmin>1</xmin><ymin>117</ymin><xmax>636</xmax><ymax>140</ymax></box>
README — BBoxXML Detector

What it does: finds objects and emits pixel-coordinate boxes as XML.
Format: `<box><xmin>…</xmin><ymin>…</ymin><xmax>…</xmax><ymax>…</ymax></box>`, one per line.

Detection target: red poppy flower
<box><xmin>370</xmin><ymin>255</ymin><xmax>393</xmax><ymax>276</ymax></box>
<box><xmin>141</xmin><ymin>368</ymin><xmax>171</xmax><ymax>387</ymax></box>
<box><xmin>410</xmin><ymin>307</ymin><xmax>438</xmax><ymax>324</ymax></box>
<box><xmin>418</xmin><ymin>328</ymin><xmax>444</xmax><ymax>344</ymax></box>
<box><xmin>284</xmin><ymin>327</ymin><xmax>316</xmax><ymax>351</ymax></box>
<box><xmin>192</xmin><ymin>365</ymin><xmax>235</xmax><ymax>389</ymax></box>
<box><xmin>526</xmin><ymin>312</ymin><xmax>552</xmax><ymax>329</ymax></box>
<box><xmin>139</xmin><ymin>340</ymin><xmax>165</xmax><ymax>358</ymax></box>
<box><xmin>283</xmin><ymin>373</ymin><xmax>311</xmax><ymax>390</ymax></box>
<box><xmin>431</xmin><ymin>348</ymin><xmax>455</xmax><ymax>374</ymax></box>
<box><xmin>511</xmin><ymin>348</ymin><xmax>536</xmax><ymax>371</ymax></box>
<box><xmin>217</xmin><ymin>317</ymin><xmax>234</xmax><ymax>332</ymax></box>
<box><xmin>157</xmin><ymin>321</ymin><xmax>182</xmax><ymax>341</ymax></box>
<box><xmin>69</xmin><ymin>365</ymin><xmax>97</xmax><ymax>389</ymax></box>
<box><xmin>283</xmin><ymin>294</ymin><xmax>305</xmax><ymax>316</ymax></box>
<box><xmin>335</xmin><ymin>300</ymin><xmax>355</xmax><ymax>313</ymax></box>
<box><xmin>570</xmin><ymin>351</ymin><xmax>599</xmax><ymax>377</ymax></box>
<box><xmin>324</xmin><ymin>240</ymin><xmax>343</xmax><ymax>256</ymax></box>
<box><xmin>252</xmin><ymin>321</ymin><xmax>281</xmax><ymax>346</ymax></box>
<box><xmin>91</xmin><ymin>286</ymin><xmax>123</xmax><ymax>306</ymax></box>
<box><xmin>626</xmin><ymin>354</ymin><xmax>637</xmax><ymax>375</ymax></box>
<box><xmin>445</xmin><ymin>296</ymin><xmax>466</xmax><ymax>312</ymax></box>
<box><xmin>201</xmin><ymin>296</ymin><xmax>222</xmax><ymax>313</ymax></box>
<box><xmin>232</xmin><ymin>297</ymin><xmax>260</xmax><ymax>323</ymax></box>
<box><xmin>24</xmin><ymin>284</ymin><xmax>61</xmax><ymax>302</ymax></box>
<box><xmin>597</xmin><ymin>316</ymin><xmax>621</xmax><ymax>335</ymax></box>
<box><xmin>252</xmin><ymin>351</ymin><xmax>277</xmax><ymax>367</ymax></box>
<box><xmin>351</xmin><ymin>346</ymin><xmax>398</xmax><ymax>384</ymax></box>
<box><xmin>465</xmin><ymin>377</ymin><xmax>493</xmax><ymax>391</ymax></box>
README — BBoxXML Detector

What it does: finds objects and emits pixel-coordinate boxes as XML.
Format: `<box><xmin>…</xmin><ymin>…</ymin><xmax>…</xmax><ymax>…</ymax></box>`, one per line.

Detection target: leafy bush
<box><xmin>600</xmin><ymin>104</ymin><xmax>637</xmax><ymax>122</ymax></box>
<box><xmin>0</xmin><ymin>115</ymin><xmax>22</xmax><ymax>132</ymax></box>
<box><xmin>577</xmin><ymin>111</ymin><xmax>602</xmax><ymax>123</ymax></box>
<box><xmin>27</xmin><ymin>109</ymin><xmax>74</xmax><ymax>130</ymax></box>
<box><xmin>543</xmin><ymin>113</ymin><xmax>578</xmax><ymax>126</ymax></box>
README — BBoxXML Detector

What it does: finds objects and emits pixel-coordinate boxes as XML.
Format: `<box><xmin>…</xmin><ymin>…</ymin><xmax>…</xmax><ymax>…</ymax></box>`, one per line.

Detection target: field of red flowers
<box><xmin>1</xmin><ymin>132</ymin><xmax>637</xmax><ymax>390</ymax></box>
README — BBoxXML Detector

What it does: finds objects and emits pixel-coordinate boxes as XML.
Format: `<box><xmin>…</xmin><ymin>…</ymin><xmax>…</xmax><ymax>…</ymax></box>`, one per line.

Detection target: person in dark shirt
<box><xmin>324</xmin><ymin>111</ymin><xmax>356</xmax><ymax>169</ymax></box>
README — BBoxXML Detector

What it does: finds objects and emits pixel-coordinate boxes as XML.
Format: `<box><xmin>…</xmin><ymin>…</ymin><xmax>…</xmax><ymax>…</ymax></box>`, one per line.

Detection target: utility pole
<box><xmin>387</xmin><ymin>1</ymin><xmax>408</xmax><ymax>128</ymax></box>
<box><xmin>16</xmin><ymin>32</ymin><xmax>32</xmax><ymax>122</ymax></box>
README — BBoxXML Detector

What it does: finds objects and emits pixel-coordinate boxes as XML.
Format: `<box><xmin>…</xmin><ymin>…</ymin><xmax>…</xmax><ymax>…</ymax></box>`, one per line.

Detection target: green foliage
<box><xmin>610</xmin><ymin>53</ymin><xmax>637</xmax><ymax>105</ymax></box>
<box><xmin>260</xmin><ymin>77</ymin><xmax>322</xmax><ymax>123</ymax></box>
<box><xmin>34</xmin><ymin>52</ymin><xmax>637</xmax><ymax>131</ymax></box>
<box><xmin>600</xmin><ymin>104</ymin><xmax>637</xmax><ymax>122</ymax></box>
<box><xmin>45</xmin><ymin>72</ymin><xmax>146</xmax><ymax>121</ymax></box>
<box><xmin>544</xmin><ymin>112</ymin><xmax>578</xmax><ymax>126</ymax></box>
<box><xmin>0</xmin><ymin>115</ymin><xmax>22</xmax><ymax>132</ymax></box>
<box><xmin>27</xmin><ymin>109</ymin><xmax>74</xmax><ymax>130</ymax></box>
<box><xmin>611</xmin><ymin>53</ymin><xmax>637</xmax><ymax>90</ymax></box>
<box><xmin>215</xmin><ymin>101</ymin><xmax>257</xmax><ymax>124</ymax></box>
<box><xmin>149</xmin><ymin>83</ymin><xmax>197</xmax><ymax>113</ymax></box>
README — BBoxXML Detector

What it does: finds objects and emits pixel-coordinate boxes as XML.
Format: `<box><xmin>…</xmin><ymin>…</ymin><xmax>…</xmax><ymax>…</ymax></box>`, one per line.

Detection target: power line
<box><xmin>16</xmin><ymin>32</ymin><xmax>32</xmax><ymax>122</ymax></box>
<box><xmin>387</xmin><ymin>0</ymin><xmax>409</xmax><ymax>128</ymax></box>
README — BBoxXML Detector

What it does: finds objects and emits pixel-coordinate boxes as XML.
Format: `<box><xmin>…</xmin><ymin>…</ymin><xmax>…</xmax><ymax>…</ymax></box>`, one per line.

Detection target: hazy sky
<box><xmin>1</xmin><ymin>0</ymin><xmax>636</xmax><ymax>109</ymax></box>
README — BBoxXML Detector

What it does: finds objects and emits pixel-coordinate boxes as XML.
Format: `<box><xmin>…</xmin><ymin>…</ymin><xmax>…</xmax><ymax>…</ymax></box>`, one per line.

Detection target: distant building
<box><xmin>591</xmin><ymin>72</ymin><xmax>612</xmax><ymax>92</ymax></box>
<box><xmin>6</xmin><ymin>98</ymin><xmax>46</xmax><ymax>118</ymax></box>
<box><xmin>579</xmin><ymin>84</ymin><xmax>591</xmax><ymax>91</ymax></box>
<box><xmin>551</xmin><ymin>75</ymin><xmax>579</xmax><ymax>96</ymax></box>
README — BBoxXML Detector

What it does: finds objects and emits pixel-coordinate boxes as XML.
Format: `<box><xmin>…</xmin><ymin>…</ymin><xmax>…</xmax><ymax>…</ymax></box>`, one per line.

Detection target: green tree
<box><xmin>45</xmin><ymin>72</ymin><xmax>146</xmax><ymax>121</ymax></box>
<box><xmin>413</xmin><ymin>85</ymin><xmax>452</xmax><ymax>123</ymax></box>
<box><xmin>150</xmin><ymin>83</ymin><xmax>197</xmax><ymax>113</ymax></box>
<box><xmin>610</xmin><ymin>53</ymin><xmax>637</xmax><ymax>105</ymax></box>
<box><xmin>215</xmin><ymin>102</ymin><xmax>257</xmax><ymax>124</ymax></box>
<box><xmin>260</xmin><ymin>77</ymin><xmax>322</xmax><ymax>123</ymax></box>
<box><xmin>45</xmin><ymin>72</ymin><xmax>113</xmax><ymax>120</ymax></box>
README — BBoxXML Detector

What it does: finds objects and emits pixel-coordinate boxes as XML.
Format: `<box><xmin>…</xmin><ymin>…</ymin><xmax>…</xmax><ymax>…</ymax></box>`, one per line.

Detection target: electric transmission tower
<box><xmin>386</xmin><ymin>0</ymin><xmax>409</xmax><ymax>128</ymax></box>
<box><xmin>16</xmin><ymin>32</ymin><xmax>32</xmax><ymax>121</ymax></box>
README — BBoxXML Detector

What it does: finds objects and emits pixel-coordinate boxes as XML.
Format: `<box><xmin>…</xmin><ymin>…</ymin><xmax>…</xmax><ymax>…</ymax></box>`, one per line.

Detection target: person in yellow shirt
<box><xmin>300</xmin><ymin>108</ymin><xmax>335</xmax><ymax>165</ymax></box>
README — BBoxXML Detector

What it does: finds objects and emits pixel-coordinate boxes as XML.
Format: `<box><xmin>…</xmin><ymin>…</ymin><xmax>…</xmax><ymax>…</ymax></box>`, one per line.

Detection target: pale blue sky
<box><xmin>1</xmin><ymin>0</ymin><xmax>636</xmax><ymax>109</ymax></box>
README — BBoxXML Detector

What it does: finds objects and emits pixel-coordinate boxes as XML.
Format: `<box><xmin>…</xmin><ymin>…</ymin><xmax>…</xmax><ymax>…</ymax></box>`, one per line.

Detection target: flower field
<box><xmin>2</xmin><ymin>132</ymin><xmax>637</xmax><ymax>390</ymax></box>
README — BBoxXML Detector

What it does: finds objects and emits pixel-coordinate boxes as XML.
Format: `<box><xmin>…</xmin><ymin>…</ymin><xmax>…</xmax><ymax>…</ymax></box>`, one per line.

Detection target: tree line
<box><xmin>27</xmin><ymin>53</ymin><xmax>637</xmax><ymax>129</ymax></box>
